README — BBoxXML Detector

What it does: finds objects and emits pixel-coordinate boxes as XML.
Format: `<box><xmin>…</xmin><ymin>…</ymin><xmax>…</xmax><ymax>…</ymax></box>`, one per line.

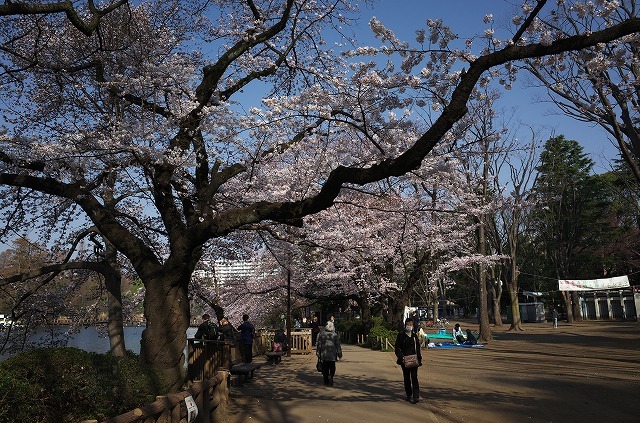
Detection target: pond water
<box><xmin>0</xmin><ymin>325</ymin><xmax>198</xmax><ymax>361</ymax></box>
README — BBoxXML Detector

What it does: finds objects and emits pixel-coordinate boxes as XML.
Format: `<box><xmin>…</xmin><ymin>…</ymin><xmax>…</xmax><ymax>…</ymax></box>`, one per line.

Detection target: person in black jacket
<box><xmin>218</xmin><ymin>317</ymin><xmax>238</xmax><ymax>345</ymax></box>
<box><xmin>464</xmin><ymin>329</ymin><xmax>477</xmax><ymax>345</ymax></box>
<box><xmin>194</xmin><ymin>314</ymin><xmax>218</xmax><ymax>340</ymax></box>
<box><xmin>237</xmin><ymin>314</ymin><xmax>256</xmax><ymax>363</ymax></box>
<box><xmin>411</xmin><ymin>311</ymin><xmax>420</xmax><ymax>334</ymax></box>
<box><xmin>395</xmin><ymin>317</ymin><xmax>422</xmax><ymax>404</ymax></box>
<box><xmin>310</xmin><ymin>316</ymin><xmax>320</xmax><ymax>346</ymax></box>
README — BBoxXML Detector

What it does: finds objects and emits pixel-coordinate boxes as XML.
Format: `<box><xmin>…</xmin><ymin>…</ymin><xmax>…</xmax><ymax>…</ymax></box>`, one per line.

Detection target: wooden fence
<box><xmin>259</xmin><ymin>329</ymin><xmax>312</xmax><ymax>354</ymax></box>
<box><xmin>83</xmin><ymin>331</ymin><xmax>287</xmax><ymax>422</ymax></box>
<box><xmin>81</xmin><ymin>371</ymin><xmax>228</xmax><ymax>423</ymax></box>
<box><xmin>187</xmin><ymin>340</ymin><xmax>235</xmax><ymax>382</ymax></box>
<box><xmin>338</xmin><ymin>332</ymin><xmax>393</xmax><ymax>350</ymax></box>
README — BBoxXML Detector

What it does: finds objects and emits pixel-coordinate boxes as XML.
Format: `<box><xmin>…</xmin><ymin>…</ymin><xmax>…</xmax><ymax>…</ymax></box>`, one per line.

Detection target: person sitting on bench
<box><xmin>273</xmin><ymin>329</ymin><xmax>286</xmax><ymax>352</ymax></box>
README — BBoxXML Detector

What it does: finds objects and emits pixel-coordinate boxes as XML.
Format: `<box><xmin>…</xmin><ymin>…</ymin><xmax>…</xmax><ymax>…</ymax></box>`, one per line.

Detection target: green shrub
<box><xmin>0</xmin><ymin>348</ymin><xmax>165</xmax><ymax>422</ymax></box>
<box><xmin>335</xmin><ymin>318</ymin><xmax>366</xmax><ymax>344</ymax></box>
<box><xmin>368</xmin><ymin>316</ymin><xmax>399</xmax><ymax>349</ymax></box>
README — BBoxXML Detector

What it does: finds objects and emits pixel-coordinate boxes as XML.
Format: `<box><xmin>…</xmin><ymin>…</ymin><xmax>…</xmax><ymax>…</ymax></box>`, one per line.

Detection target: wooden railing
<box><xmin>81</xmin><ymin>371</ymin><xmax>228</xmax><ymax>423</ymax></box>
<box><xmin>84</xmin><ymin>333</ymin><xmax>275</xmax><ymax>423</ymax></box>
<box><xmin>259</xmin><ymin>329</ymin><xmax>312</xmax><ymax>354</ymax></box>
<box><xmin>187</xmin><ymin>340</ymin><xmax>234</xmax><ymax>381</ymax></box>
<box><xmin>186</xmin><ymin>336</ymin><xmax>266</xmax><ymax>381</ymax></box>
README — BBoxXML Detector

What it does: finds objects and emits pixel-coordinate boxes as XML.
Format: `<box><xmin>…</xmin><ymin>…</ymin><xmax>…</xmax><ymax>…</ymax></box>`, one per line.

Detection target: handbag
<box><xmin>316</xmin><ymin>358</ymin><xmax>323</xmax><ymax>372</ymax></box>
<box><xmin>403</xmin><ymin>354</ymin><xmax>419</xmax><ymax>368</ymax></box>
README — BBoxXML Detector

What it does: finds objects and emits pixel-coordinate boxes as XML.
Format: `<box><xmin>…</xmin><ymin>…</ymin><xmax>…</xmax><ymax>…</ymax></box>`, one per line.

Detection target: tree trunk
<box><xmin>386</xmin><ymin>284</ymin><xmax>412</xmax><ymax>326</ymax></box>
<box><xmin>477</xmin><ymin>262</ymin><xmax>492</xmax><ymax>342</ymax></box>
<box><xmin>140</xmin><ymin>275</ymin><xmax>191</xmax><ymax>392</ymax></box>
<box><xmin>105</xmin><ymin>282</ymin><xmax>125</xmax><ymax>358</ymax></box>
<box><xmin>562</xmin><ymin>291</ymin><xmax>574</xmax><ymax>323</ymax></box>
<box><xmin>492</xmin><ymin>296</ymin><xmax>502</xmax><ymax>327</ymax></box>
<box><xmin>508</xmin><ymin>264</ymin><xmax>523</xmax><ymax>331</ymax></box>
<box><xmin>488</xmin><ymin>267</ymin><xmax>503</xmax><ymax>327</ymax></box>
<box><xmin>571</xmin><ymin>291</ymin><xmax>582</xmax><ymax>321</ymax></box>
<box><xmin>477</xmin><ymin>218</ymin><xmax>491</xmax><ymax>342</ymax></box>
<box><xmin>100</xmin><ymin>173</ymin><xmax>126</xmax><ymax>357</ymax></box>
<box><xmin>359</xmin><ymin>293</ymin><xmax>372</xmax><ymax>329</ymax></box>
<box><xmin>508</xmin><ymin>287</ymin><xmax>522</xmax><ymax>331</ymax></box>
<box><xmin>439</xmin><ymin>280</ymin><xmax>448</xmax><ymax>320</ymax></box>
<box><xmin>431</xmin><ymin>291</ymin><xmax>438</xmax><ymax>323</ymax></box>
<box><xmin>103</xmin><ymin>241</ymin><xmax>126</xmax><ymax>357</ymax></box>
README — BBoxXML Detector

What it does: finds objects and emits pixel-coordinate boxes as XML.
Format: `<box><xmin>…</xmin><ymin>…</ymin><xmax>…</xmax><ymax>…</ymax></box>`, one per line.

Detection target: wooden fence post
<box><xmin>213</xmin><ymin>370</ymin><xmax>230</xmax><ymax>420</ymax></box>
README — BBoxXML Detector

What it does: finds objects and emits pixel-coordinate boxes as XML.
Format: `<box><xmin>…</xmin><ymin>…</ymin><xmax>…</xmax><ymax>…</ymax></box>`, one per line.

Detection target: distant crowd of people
<box><xmin>194</xmin><ymin>312</ymin><xmax>255</xmax><ymax>363</ymax></box>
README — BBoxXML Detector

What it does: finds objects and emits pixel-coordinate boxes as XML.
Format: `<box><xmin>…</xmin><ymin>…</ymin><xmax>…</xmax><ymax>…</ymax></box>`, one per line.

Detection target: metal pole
<box><xmin>286</xmin><ymin>267</ymin><xmax>292</xmax><ymax>357</ymax></box>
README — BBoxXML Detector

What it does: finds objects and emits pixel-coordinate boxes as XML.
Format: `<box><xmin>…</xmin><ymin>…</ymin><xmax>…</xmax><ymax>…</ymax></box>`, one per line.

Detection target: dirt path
<box><xmin>218</xmin><ymin>320</ymin><xmax>640</xmax><ymax>422</ymax></box>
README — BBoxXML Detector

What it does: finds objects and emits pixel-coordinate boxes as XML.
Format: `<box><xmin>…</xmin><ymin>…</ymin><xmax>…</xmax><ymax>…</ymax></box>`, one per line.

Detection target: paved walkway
<box><xmin>217</xmin><ymin>321</ymin><xmax>640</xmax><ymax>423</ymax></box>
<box><xmin>219</xmin><ymin>344</ymin><xmax>438</xmax><ymax>422</ymax></box>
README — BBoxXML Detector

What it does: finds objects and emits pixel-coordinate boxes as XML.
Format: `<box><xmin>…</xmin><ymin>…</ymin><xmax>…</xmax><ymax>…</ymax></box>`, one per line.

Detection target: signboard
<box><xmin>417</xmin><ymin>307</ymin><xmax>429</xmax><ymax>321</ymax></box>
<box><xmin>184</xmin><ymin>395</ymin><xmax>198</xmax><ymax>422</ymax></box>
<box><xmin>558</xmin><ymin>275</ymin><xmax>630</xmax><ymax>291</ymax></box>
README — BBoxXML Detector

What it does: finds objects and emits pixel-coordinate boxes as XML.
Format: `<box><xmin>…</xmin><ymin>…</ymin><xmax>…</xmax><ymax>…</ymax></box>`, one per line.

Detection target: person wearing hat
<box><xmin>315</xmin><ymin>321</ymin><xmax>342</xmax><ymax>386</ymax></box>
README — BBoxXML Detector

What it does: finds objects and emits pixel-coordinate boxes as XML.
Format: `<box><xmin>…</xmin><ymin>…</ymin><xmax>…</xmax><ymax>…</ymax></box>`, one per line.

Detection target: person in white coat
<box><xmin>452</xmin><ymin>323</ymin><xmax>465</xmax><ymax>344</ymax></box>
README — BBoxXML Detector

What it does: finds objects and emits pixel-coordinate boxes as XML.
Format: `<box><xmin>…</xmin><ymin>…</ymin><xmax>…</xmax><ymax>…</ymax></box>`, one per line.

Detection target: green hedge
<box><xmin>0</xmin><ymin>348</ymin><xmax>165</xmax><ymax>423</ymax></box>
<box><xmin>334</xmin><ymin>317</ymin><xmax>366</xmax><ymax>343</ymax></box>
<box><xmin>368</xmin><ymin>317</ymin><xmax>398</xmax><ymax>349</ymax></box>
<box><xmin>335</xmin><ymin>316</ymin><xmax>399</xmax><ymax>349</ymax></box>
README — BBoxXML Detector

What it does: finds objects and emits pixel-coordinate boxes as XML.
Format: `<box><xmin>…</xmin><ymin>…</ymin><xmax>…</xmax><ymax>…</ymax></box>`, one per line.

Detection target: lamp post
<box><xmin>286</xmin><ymin>267</ymin><xmax>292</xmax><ymax>358</ymax></box>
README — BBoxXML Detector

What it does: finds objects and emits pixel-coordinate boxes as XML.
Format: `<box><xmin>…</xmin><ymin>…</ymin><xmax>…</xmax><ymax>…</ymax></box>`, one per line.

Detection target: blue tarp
<box><xmin>427</xmin><ymin>342</ymin><xmax>484</xmax><ymax>349</ymax></box>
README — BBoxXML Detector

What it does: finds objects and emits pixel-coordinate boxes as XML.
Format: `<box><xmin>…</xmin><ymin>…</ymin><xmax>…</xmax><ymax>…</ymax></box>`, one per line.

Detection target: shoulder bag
<box><xmin>403</xmin><ymin>334</ymin><xmax>420</xmax><ymax>368</ymax></box>
<box><xmin>403</xmin><ymin>354</ymin><xmax>419</xmax><ymax>368</ymax></box>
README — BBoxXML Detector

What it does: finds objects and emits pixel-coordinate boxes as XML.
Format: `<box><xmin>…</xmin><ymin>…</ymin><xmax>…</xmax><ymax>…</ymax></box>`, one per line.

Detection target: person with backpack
<box><xmin>316</xmin><ymin>321</ymin><xmax>342</xmax><ymax>386</ymax></box>
<box><xmin>194</xmin><ymin>313</ymin><xmax>218</xmax><ymax>340</ymax></box>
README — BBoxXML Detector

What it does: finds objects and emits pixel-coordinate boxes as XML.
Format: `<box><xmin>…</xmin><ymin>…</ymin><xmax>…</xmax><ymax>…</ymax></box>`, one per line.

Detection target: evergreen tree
<box><xmin>529</xmin><ymin>136</ymin><xmax>610</xmax><ymax>322</ymax></box>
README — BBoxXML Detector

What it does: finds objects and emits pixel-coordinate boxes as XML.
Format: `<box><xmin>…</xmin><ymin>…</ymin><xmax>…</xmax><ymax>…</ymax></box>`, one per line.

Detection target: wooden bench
<box><xmin>229</xmin><ymin>362</ymin><xmax>262</xmax><ymax>382</ymax></box>
<box><xmin>265</xmin><ymin>351</ymin><xmax>286</xmax><ymax>364</ymax></box>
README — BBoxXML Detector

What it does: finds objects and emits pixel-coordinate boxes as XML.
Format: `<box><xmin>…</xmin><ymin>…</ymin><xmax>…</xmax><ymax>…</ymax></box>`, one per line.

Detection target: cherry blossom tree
<box><xmin>1</xmin><ymin>0</ymin><xmax>639</xmax><ymax>390</ymax></box>
<box><xmin>0</xmin><ymin>1</ymin><xmax>128</xmax><ymax>36</ymax></box>
<box><xmin>521</xmin><ymin>0</ymin><xmax>640</xmax><ymax>183</ymax></box>
<box><xmin>0</xmin><ymin>231</ymin><xmax>134</xmax><ymax>358</ymax></box>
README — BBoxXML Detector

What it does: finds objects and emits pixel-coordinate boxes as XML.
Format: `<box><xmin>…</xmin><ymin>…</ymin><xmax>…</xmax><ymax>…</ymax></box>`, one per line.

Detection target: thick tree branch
<box><xmin>0</xmin><ymin>0</ymin><xmax>129</xmax><ymax>36</ymax></box>
<box><xmin>191</xmin><ymin>17</ymin><xmax>640</xmax><ymax>243</ymax></box>
<box><xmin>0</xmin><ymin>173</ymin><xmax>162</xmax><ymax>274</ymax></box>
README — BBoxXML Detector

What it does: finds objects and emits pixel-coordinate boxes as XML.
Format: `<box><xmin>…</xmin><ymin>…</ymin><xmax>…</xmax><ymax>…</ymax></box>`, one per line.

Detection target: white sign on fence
<box><xmin>558</xmin><ymin>275</ymin><xmax>630</xmax><ymax>291</ymax></box>
<box><xmin>184</xmin><ymin>395</ymin><xmax>198</xmax><ymax>422</ymax></box>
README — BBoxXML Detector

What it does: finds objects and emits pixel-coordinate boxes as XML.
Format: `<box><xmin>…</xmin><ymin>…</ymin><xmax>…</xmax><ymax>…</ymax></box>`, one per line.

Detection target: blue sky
<box><xmin>358</xmin><ymin>0</ymin><xmax>619</xmax><ymax>173</ymax></box>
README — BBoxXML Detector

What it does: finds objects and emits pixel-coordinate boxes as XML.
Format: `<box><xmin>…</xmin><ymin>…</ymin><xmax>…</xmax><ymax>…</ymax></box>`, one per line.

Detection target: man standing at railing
<box><xmin>238</xmin><ymin>314</ymin><xmax>256</xmax><ymax>363</ymax></box>
<box><xmin>219</xmin><ymin>317</ymin><xmax>238</xmax><ymax>345</ymax></box>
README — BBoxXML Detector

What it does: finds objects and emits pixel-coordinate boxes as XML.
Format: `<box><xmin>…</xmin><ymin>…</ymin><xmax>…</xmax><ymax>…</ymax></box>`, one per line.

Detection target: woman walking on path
<box><xmin>316</xmin><ymin>321</ymin><xmax>342</xmax><ymax>386</ymax></box>
<box><xmin>395</xmin><ymin>317</ymin><xmax>422</xmax><ymax>404</ymax></box>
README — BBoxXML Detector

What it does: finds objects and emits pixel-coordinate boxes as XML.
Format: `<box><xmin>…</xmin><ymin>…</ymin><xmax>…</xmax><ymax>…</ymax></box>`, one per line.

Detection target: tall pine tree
<box><xmin>530</xmin><ymin>136</ymin><xmax>611</xmax><ymax>322</ymax></box>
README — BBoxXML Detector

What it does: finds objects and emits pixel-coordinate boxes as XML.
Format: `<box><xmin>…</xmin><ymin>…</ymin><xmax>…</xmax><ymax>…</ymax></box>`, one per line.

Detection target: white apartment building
<box><xmin>193</xmin><ymin>259</ymin><xmax>272</xmax><ymax>286</ymax></box>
